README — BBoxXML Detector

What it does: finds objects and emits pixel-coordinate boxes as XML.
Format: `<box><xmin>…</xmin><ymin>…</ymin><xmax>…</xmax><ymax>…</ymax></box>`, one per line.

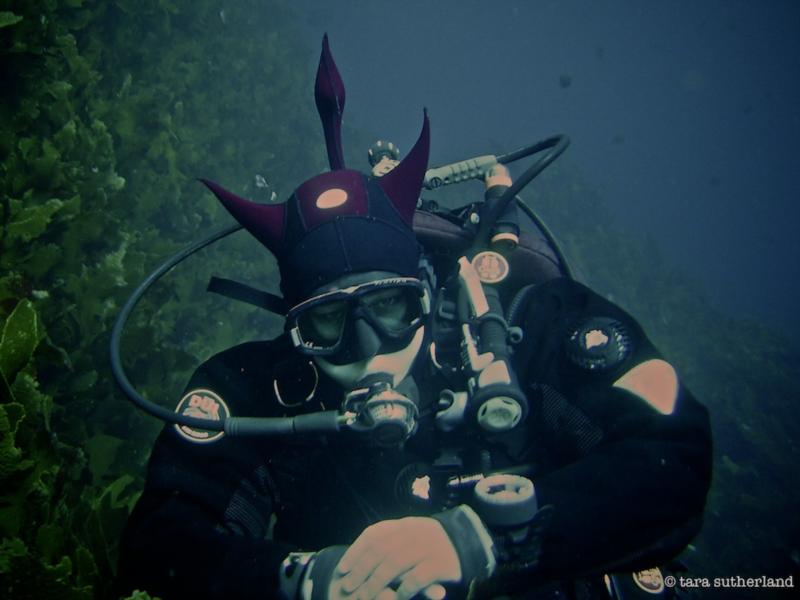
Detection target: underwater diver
<box><xmin>114</xmin><ymin>37</ymin><xmax>712</xmax><ymax>600</ymax></box>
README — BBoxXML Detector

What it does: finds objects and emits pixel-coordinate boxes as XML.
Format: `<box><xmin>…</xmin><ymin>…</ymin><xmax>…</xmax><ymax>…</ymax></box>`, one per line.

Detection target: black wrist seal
<box><xmin>278</xmin><ymin>545</ymin><xmax>348</xmax><ymax>600</ymax></box>
<box><xmin>431</xmin><ymin>505</ymin><xmax>497</xmax><ymax>591</ymax></box>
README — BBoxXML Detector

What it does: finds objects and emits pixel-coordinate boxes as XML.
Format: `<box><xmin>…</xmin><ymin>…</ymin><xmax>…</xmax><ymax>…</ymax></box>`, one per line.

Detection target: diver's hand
<box><xmin>332</xmin><ymin>517</ymin><xmax>461</xmax><ymax>600</ymax></box>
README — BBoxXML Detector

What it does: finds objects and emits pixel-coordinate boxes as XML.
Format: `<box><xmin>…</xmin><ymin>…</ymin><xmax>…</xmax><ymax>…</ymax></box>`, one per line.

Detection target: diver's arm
<box><xmin>500</xmin><ymin>278</ymin><xmax>712</xmax><ymax>584</ymax></box>
<box><xmin>116</xmin><ymin>344</ymin><xmax>297</xmax><ymax>599</ymax></box>
<box><xmin>531</xmin><ymin>384</ymin><xmax>711</xmax><ymax>578</ymax></box>
<box><xmin>117</xmin><ymin>483</ymin><xmax>294</xmax><ymax>599</ymax></box>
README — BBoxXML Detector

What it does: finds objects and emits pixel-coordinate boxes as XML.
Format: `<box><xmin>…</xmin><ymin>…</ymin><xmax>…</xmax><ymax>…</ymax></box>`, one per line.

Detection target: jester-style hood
<box><xmin>201</xmin><ymin>35</ymin><xmax>430</xmax><ymax>305</ymax></box>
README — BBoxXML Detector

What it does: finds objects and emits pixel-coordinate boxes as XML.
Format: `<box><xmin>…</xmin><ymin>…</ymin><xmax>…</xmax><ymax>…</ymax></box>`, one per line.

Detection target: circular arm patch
<box><xmin>565</xmin><ymin>317</ymin><xmax>633</xmax><ymax>372</ymax></box>
<box><xmin>173</xmin><ymin>389</ymin><xmax>230</xmax><ymax>443</ymax></box>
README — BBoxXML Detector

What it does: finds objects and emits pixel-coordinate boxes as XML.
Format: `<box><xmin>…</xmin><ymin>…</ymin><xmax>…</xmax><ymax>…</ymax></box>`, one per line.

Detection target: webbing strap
<box><xmin>207</xmin><ymin>276</ymin><xmax>287</xmax><ymax>315</ymax></box>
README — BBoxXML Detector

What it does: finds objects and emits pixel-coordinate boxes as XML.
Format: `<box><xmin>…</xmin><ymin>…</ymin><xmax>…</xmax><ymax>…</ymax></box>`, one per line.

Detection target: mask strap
<box><xmin>208</xmin><ymin>276</ymin><xmax>287</xmax><ymax>315</ymax></box>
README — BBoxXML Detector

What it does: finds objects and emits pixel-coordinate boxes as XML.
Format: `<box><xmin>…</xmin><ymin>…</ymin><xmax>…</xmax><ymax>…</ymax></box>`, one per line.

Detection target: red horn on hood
<box><xmin>315</xmin><ymin>33</ymin><xmax>346</xmax><ymax>171</ymax></box>
<box><xmin>377</xmin><ymin>110</ymin><xmax>430</xmax><ymax>226</ymax></box>
<box><xmin>200</xmin><ymin>179</ymin><xmax>287</xmax><ymax>255</ymax></box>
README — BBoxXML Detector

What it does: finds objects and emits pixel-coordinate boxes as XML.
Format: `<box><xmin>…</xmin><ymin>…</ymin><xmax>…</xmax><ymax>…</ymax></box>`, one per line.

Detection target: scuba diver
<box><xmin>113</xmin><ymin>36</ymin><xmax>712</xmax><ymax>600</ymax></box>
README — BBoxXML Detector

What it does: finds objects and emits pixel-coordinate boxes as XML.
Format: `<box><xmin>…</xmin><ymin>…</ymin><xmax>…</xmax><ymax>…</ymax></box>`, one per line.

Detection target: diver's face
<box><xmin>290</xmin><ymin>270</ymin><xmax>427</xmax><ymax>362</ymax></box>
<box><xmin>293</xmin><ymin>271</ymin><xmax>429</xmax><ymax>389</ymax></box>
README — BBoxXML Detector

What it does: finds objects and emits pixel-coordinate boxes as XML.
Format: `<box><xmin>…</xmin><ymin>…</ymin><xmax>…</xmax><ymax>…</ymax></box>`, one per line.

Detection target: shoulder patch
<box><xmin>565</xmin><ymin>317</ymin><xmax>633</xmax><ymax>371</ymax></box>
<box><xmin>173</xmin><ymin>388</ymin><xmax>230</xmax><ymax>443</ymax></box>
<box><xmin>613</xmin><ymin>359</ymin><xmax>678</xmax><ymax>415</ymax></box>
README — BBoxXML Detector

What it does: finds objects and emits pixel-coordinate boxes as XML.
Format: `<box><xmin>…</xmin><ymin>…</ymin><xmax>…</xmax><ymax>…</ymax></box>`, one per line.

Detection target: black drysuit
<box><xmin>116</xmin><ymin>278</ymin><xmax>712</xmax><ymax>599</ymax></box>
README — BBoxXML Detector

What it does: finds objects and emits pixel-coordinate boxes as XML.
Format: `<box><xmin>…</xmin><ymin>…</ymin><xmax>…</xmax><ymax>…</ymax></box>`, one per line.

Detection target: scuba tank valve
<box><xmin>424</xmin><ymin>155</ymin><xmax>499</xmax><ymax>189</ymax></box>
<box><xmin>368</xmin><ymin>140</ymin><xmax>401</xmax><ymax>177</ymax></box>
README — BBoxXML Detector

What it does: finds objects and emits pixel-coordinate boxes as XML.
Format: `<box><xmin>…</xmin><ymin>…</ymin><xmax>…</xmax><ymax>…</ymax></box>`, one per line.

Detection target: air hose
<box><xmin>471</xmin><ymin>135</ymin><xmax>569</xmax><ymax>254</ymax></box>
<box><xmin>109</xmin><ymin>223</ymin><xmax>345</xmax><ymax>436</ymax></box>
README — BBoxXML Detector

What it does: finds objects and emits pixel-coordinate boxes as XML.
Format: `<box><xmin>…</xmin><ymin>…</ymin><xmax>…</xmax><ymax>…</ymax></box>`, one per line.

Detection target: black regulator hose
<box><xmin>110</xmin><ymin>224</ymin><xmax>239</xmax><ymax>431</ymax></box>
<box><xmin>109</xmin><ymin>223</ymin><xmax>346</xmax><ymax>436</ymax></box>
<box><xmin>471</xmin><ymin>135</ymin><xmax>570</xmax><ymax>255</ymax></box>
<box><xmin>514</xmin><ymin>196</ymin><xmax>574</xmax><ymax>280</ymax></box>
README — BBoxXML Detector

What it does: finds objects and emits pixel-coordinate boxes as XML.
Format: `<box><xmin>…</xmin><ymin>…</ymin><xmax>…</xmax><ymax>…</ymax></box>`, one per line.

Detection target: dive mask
<box><xmin>287</xmin><ymin>277</ymin><xmax>430</xmax><ymax>356</ymax></box>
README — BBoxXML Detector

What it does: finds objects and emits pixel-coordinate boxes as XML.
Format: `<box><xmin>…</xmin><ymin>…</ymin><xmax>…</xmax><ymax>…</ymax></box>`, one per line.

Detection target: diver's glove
<box><xmin>332</xmin><ymin>513</ymin><xmax>493</xmax><ymax>600</ymax></box>
<box><xmin>278</xmin><ymin>545</ymin><xmax>348</xmax><ymax>600</ymax></box>
<box><xmin>278</xmin><ymin>510</ymin><xmax>497</xmax><ymax>600</ymax></box>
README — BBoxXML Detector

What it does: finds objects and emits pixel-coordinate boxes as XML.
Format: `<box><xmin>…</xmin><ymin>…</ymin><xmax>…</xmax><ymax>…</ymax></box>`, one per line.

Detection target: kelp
<box><xmin>1</xmin><ymin>0</ymin><xmax>315</xmax><ymax>597</ymax></box>
<box><xmin>0</xmin><ymin>299</ymin><xmax>44</xmax><ymax>382</ymax></box>
<box><xmin>0</xmin><ymin>537</ymin><xmax>92</xmax><ymax>600</ymax></box>
<box><xmin>0</xmin><ymin>11</ymin><xmax>23</xmax><ymax>29</ymax></box>
<box><xmin>0</xmin><ymin>299</ymin><xmax>100</xmax><ymax>599</ymax></box>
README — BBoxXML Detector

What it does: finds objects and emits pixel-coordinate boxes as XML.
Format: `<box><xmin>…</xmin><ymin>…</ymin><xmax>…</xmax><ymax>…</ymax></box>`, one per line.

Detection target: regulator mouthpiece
<box><xmin>364</xmin><ymin>390</ymin><xmax>418</xmax><ymax>446</ymax></box>
<box><xmin>344</xmin><ymin>375</ymin><xmax>419</xmax><ymax>446</ymax></box>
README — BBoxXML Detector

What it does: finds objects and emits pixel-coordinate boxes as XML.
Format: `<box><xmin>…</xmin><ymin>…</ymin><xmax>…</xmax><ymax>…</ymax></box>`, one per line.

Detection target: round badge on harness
<box><xmin>173</xmin><ymin>388</ymin><xmax>230</xmax><ymax>443</ymax></box>
<box><xmin>632</xmin><ymin>567</ymin><xmax>666</xmax><ymax>594</ymax></box>
<box><xmin>471</xmin><ymin>251</ymin><xmax>509</xmax><ymax>284</ymax></box>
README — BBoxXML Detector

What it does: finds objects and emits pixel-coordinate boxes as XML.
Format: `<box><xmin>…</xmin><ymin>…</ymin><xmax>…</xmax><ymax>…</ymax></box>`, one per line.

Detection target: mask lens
<box><xmin>296</xmin><ymin>299</ymin><xmax>347</xmax><ymax>347</ymax></box>
<box><xmin>289</xmin><ymin>278</ymin><xmax>427</xmax><ymax>355</ymax></box>
<box><xmin>360</xmin><ymin>287</ymin><xmax>421</xmax><ymax>334</ymax></box>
